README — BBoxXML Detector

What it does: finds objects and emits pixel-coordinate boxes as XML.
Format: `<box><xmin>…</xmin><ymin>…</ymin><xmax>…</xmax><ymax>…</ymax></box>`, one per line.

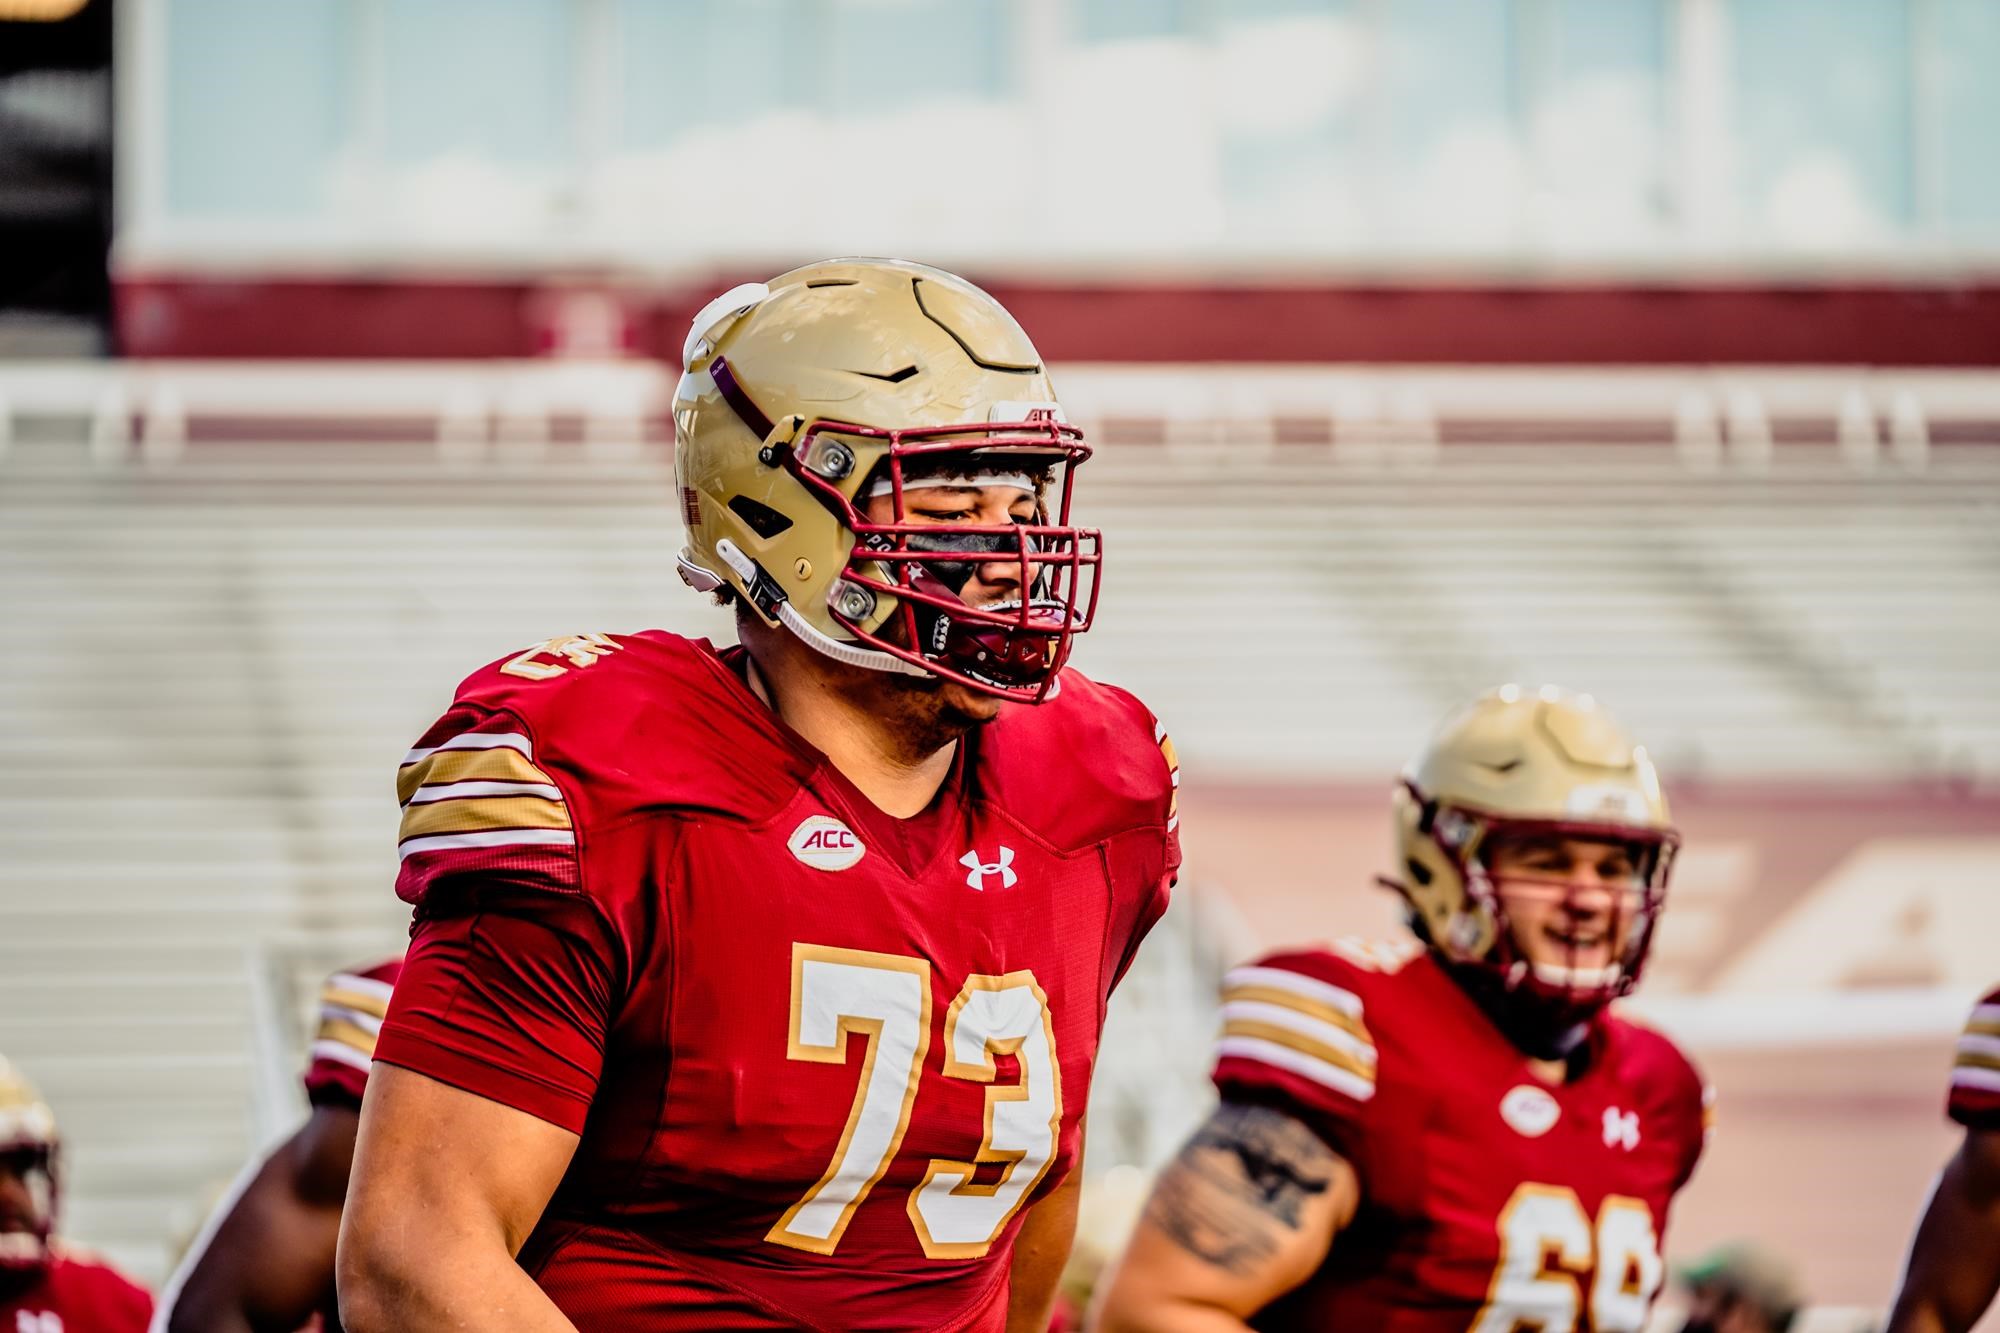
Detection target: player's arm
<box><xmin>341</xmin><ymin>702</ymin><xmax>630</xmax><ymax>1330</ymax></box>
<box><xmin>1089</xmin><ymin>1101</ymin><xmax>1357</xmax><ymax>1333</ymax></box>
<box><xmin>336</xmin><ymin>1064</ymin><xmax>581</xmax><ymax>1333</ymax></box>
<box><xmin>1887</xmin><ymin>1126</ymin><xmax>2000</xmax><ymax>1333</ymax></box>
<box><xmin>156</xmin><ymin>1104</ymin><xmax>356</xmax><ymax>1333</ymax></box>
<box><xmin>1008</xmin><ymin>1144</ymin><xmax>1086</xmax><ymax>1333</ymax></box>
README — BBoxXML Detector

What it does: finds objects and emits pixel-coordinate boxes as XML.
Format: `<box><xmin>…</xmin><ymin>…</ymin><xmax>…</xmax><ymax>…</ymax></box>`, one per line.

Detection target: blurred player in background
<box><xmin>0</xmin><ymin>1055</ymin><xmax>153</xmax><ymax>1331</ymax></box>
<box><xmin>337</xmin><ymin>259</ymin><xmax>1180</xmax><ymax>1332</ymax></box>
<box><xmin>153</xmin><ymin>959</ymin><xmax>402</xmax><ymax>1333</ymax></box>
<box><xmin>1095</xmin><ymin>686</ymin><xmax>1707</xmax><ymax>1332</ymax></box>
<box><xmin>1673</xmin><ymin>1241</ymin><xmax>1803</xmax><ymax>1333</ymax></box>
<box><xmin>1885</xmin><ymin>987</ymin><xmax>2000</xmax><ymax>1333</ymax></box>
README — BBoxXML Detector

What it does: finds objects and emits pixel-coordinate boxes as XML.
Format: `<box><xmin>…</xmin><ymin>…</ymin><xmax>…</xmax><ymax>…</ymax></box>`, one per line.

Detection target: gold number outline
<box><xmin>1471</xmin><ymin>1184</ymin><xmax>1664</xmax><ymax>1333</ymax></box>
<box><xmin>765</xmin><ymin>944</ymin><xmax>933</xmax><ymax>1255</ymax></box>
<box><xmin>906</xmin><ymin>971</ymin><xmax>1064</xmax><ymax>1260</ymax></box>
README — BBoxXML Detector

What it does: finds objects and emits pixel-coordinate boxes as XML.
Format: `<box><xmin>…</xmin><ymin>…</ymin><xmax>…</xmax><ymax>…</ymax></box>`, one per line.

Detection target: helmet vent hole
<box><xmin>727</xmin><ymin>496</ymin><xmax>795</xmax><ymax>540</ymax></box>
<box><xmin>806</xmin><ymin>278</ymin><xmax>859</xmax><ymax>288</ymax></box>
<box><xmin>852</xmin><ymin>364</ymin><xmax>920</xmax><ymax>384</ymax></box>
<box><xmin>1406</xmin><ymin>858</ymin><xmax>1433</xmax><ymax>886</ymax></box>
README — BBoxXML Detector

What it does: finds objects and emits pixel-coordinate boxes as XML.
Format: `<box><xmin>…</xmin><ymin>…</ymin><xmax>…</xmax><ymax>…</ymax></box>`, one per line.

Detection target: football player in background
<box><xmin>1673</xmin><ymin>1241</ymin><xmax>1803</xmax><ymax>1333</ymax></box>
<box><xmin>1094</xmin><ymin>686</ymin><xmax>1709</xmax><ymax>1332</ymax></box>
<box><xmin>337</xmin><ymin>260</ymin><xmax>1180</xmax><ymax>1332</ymax></box>
<box><xmin>153</xmin><ymin>959</ymin><xmax>402</xmax><ymax>1333</ymax></box>
<box><xmin>0</xmin><ymin>1055</ymin><xmax>153</xmax><ymax>1331</ymax></box>
<box><xmin>1885</xmin><ymin>987</ymin><xmax>2000</xmax><ymax>1333</ymax></box>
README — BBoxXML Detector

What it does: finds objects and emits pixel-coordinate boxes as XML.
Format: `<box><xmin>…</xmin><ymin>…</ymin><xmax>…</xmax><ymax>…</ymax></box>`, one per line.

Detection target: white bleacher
<box><xmin>0</xmin><ymin>365</ymin><xmax>1997</xmax><ymax>1279</ymax></box>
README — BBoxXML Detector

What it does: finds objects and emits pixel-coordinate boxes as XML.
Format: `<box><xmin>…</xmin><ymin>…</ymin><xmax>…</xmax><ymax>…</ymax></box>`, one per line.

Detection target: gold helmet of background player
<box><xmin>1387</xmin><ymin>685</ymin><xmax>1678</xmax><ymax>1007</ymax></box>
<box><xmin>0</xmin><ymin>1054</ymin><xmax>60</xmax><ymax>1273</ymax></box>
<box><xmin>672</xmin><ymin>258</ymin><xmax>1099</xmax><ymax>703</ymax></box>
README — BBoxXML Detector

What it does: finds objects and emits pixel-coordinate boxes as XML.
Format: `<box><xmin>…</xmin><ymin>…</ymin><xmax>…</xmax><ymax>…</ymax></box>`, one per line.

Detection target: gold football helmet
<box><xmin>1387</xmin><ymin>685</ymin><xmax>1678</xmax><ymax>1009</ymax></box>
<box><xmin>0</xmin><ymin>1055</ymin><xmax>59</xmax><ymax>1272</ymax></box>
<box><xmin>672</xmin><ymin>258</ymin><xmax>1098</xmax><ymax>702</ymax></box>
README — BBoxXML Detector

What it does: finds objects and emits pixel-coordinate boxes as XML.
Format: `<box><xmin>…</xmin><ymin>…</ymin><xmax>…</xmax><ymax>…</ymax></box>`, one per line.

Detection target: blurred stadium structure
<box><xmin>2</xmin><ymin>0</ymin><xmax>1998</xmax><ymax>1327</ymax></box>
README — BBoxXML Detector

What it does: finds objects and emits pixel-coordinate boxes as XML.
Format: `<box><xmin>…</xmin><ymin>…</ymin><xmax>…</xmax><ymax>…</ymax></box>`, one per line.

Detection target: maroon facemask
<box><xmin>1396</xmin><ymin>785</ymin><xmax>1679</xmax><ymax>1021</ymax></box>
<box><xmin>710</xmin><ymin>355</ymin><xmax>1100</xmax><ymax>702</ymax></box>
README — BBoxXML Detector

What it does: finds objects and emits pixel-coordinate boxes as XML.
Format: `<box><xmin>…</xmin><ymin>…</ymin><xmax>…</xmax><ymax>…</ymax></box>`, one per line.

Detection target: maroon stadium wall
<box><xmin>114</xmin><ymin>275</ymin><xmax>2000</xmax><ymax>364</ymax></box>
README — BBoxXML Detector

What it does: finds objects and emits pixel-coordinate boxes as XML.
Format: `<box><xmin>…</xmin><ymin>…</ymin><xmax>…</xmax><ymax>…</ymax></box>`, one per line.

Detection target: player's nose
<box><xmin>1563</xmin><ymin>874</ymin><xmax>1616</xmax><ymax>916</ymax></box>
<box><xmin>973</xmin><ymin>540</ymin><xmax>1038</xmax><ymax>606</ymax></box>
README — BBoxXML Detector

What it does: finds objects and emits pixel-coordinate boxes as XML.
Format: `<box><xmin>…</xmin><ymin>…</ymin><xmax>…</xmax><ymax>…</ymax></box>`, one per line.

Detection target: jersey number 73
<box><xmin>766</xmin><ymin>944</ymin><xmax>1062</xmax><ymax>1261</ymax></box>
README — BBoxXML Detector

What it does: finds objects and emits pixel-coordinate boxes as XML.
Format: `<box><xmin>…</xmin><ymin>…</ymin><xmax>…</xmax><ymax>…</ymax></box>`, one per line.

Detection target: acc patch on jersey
<box><xmin>787</xmin><ymin>814</ymin><xmax>866</xmax><ymax>871</ymax></box>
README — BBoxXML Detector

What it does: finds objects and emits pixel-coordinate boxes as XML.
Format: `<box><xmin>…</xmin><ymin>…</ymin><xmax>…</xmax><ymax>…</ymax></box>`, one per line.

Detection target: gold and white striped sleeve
<box><xmin>1216</xmin><ymin>964</ymin><xmax>1378</xmax><ymax>1104</ymax></box>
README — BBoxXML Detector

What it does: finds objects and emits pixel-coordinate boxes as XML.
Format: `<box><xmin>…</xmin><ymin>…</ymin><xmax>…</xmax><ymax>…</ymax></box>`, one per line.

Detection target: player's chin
<box><xmin>936</xmin><ymin>679</ymin><xmax>1008</xmax><ymax>724</ymax></box>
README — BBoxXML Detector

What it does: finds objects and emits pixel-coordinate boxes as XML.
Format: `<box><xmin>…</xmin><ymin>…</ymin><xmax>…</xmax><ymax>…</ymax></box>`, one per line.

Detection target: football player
<box><xmin>1093</xmin><ymin>686</ymin><xmax>1708</xmax><ymax>1332</ymax></box>
<box><xmin>337</xmin><ymin>260</ymin><xmax>1180</xmax><ymax>1331</ymax></box>
<box><xmin>1885</xmin><ymin>986</ymin><xmax>2000</xmax><ymax>1333</ymax></box>
<box><xmin>0</xmin><ymin>1055</ymin><xmax>153</xmax><ymax>1331</ymax></box>
<box><xmin>153</xmin><ymin>958</ymin><xmax>401</xmax><ymax>1333</ymax></box>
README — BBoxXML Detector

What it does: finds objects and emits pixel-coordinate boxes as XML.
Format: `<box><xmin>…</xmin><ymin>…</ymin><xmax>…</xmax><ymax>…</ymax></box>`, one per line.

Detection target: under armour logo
<box><xmin>959</xmin><ymin>846</ymin><xmax>1018</xmax><ymax>891</ymax></box>
<box><xmin>1603</xmin><ymin>1106</ymin><xmax>1640</xmax><ymax>1151</ymax></box>
<box><xmin>18</xmin><ymin>1311</ymin><xmax>64</xmax><ymax>1333</ymax></box>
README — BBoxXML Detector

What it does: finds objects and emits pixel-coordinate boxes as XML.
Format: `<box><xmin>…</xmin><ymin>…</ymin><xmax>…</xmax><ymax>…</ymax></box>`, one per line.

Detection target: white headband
<box><xmin>864</xmin><ymin>471</ymin><xmax>1037</xmax><ymax>499</ymax></box>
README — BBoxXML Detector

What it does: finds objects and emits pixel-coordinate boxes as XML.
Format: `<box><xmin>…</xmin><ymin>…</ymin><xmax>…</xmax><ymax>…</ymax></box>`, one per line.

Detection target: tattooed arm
<box><xmin>1089</xmin><ymin>1102</ymin><xmax>1358</xmax><ymax>1333</ymax></box>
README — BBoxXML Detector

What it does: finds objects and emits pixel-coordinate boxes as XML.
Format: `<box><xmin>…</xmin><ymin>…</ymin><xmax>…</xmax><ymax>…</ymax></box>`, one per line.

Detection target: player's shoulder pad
<box><xmin>49</xmin><ymin>1239</ymin><xmax>150</xmax><ymax>1292</ymax></box>
<box><xmin>1216</xmin><ymin>943</ymin><xmax>1414</xmax><ymax>1108</ymax></box>
<box><xmin>1948</xmin><ymin>986</ymin><xmax>2000</xmax><ymax>1130</ymax></box>
<box><xmin>980</xmin><ymin>667</ymin><xmax>1177</xmax><ymax>850</ymax></box>
<box><xmin>426</xmin><ymin>630</ymin><xmax>813</xmax><ymax>824</ymax></box>
<box><xmin>305</xmin><ymin>956</ymin><xmax>403</xmax><ymax>1092</ymax></box>
<box><xmin>1604</xmin><ymin>1005</ymin><xmax>1711</xmax><ymax>1131</ymax></box>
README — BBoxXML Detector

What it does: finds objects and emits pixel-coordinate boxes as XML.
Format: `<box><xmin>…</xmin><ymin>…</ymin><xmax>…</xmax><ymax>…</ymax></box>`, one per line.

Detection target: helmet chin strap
<box><xmin>777</xmin><ymin>599</ymin><xmax>932</xmax><ymax>678</ymax></box>
<box><xmin>707</xmin><ymin>539</ymin><xmax>931</xmax><ymax>679</ymax></box>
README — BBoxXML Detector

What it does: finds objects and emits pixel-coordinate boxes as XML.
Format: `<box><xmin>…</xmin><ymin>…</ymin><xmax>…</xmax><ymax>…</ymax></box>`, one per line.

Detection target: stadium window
<box><xmin>1373</xmin><ymin>0</ymin><xmax>1523</xmax><ymax>249</ymax></box>
<box><xmin>822</xmin><ymin>0</ymin><xmax>1010</xmax><ymax>117</ymax></box>
<box><xmin>1728</xmin><ymin>0</ymin><xmax>1913</xmax><ymax>246</ymax></box>
<box><xmin>614</xmin><ymin>0</ymin><xmax>808</xmax><ymax>146</ymax></box>
<box><xmin>1925</xmin><ymin>0</ymin><xmax>2000</xmax><ymax>235</ymax></box>
<box><xmin>1073</xmin><ymin>0</ymin><xmax>1193</xmax><ymax>45</ymax></box>
<box><xmin>1214</xmin><ymin>0</ymin><xmax>1366</xmax><ymax>248</ymax></box>
<box><xmin>163</xmin><ymin>0</ymin><xmax>348</xmax><ymax>217</ymax></box>
<box><xmin>379</xmin><ymin>0</ymin><xmax>573</xmax><ymax>167</ymax></box>
<box><xmin>1518</xmin><ymin>0</ymin><xmax>1671</xmax><ymax>250</ymax></box>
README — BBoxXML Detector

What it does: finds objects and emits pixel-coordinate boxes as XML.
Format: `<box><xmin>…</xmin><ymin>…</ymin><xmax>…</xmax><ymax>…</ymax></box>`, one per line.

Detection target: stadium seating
<box><xmin>2</xmin><ymin>376</ymin><xmax>1996</xmax><ymax>1280</ymax></box>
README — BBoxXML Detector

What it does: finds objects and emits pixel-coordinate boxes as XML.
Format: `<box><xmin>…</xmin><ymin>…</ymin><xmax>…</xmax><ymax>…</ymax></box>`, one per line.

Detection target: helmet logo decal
<box><xmin>988</xmin><ymin>401</ymin><xmax>1068</xmax><ymax>424</ymax></box>
<box><xmin>1564</xmin><ymin>784</ymin><xmax>1650</xmax><ymax>822</ymax></box>
<box><xmin>1500</xmin><ymin>1084</ymin><xmax>1561</xmax><ymax>1138</ymax></box>
<box><xmin>788</xmin><ymin>815</ymin><xmax>866</xmax><ymax>872</ymax></box>
<box><xmin>959</xmin><ymin>846</ymin><xmax>1018</xmax><ymax>892</ymax></box>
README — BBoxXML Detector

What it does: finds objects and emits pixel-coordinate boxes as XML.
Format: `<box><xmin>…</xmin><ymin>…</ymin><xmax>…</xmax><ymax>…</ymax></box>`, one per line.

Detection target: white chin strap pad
<box><xmin>709</xmin><ymin>539</ymin><xmax>929</xmax><ymax>679</ymax></box>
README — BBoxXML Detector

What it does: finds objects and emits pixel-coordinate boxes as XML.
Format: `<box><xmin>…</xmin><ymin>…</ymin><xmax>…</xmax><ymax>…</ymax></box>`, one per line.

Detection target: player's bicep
<box><xmin>1094</xmin><ymin>1102</ymin><xmax>1354</xmax><ymax>1329</ymax></box>
<box><xmin>1889</xmin><ymin>1129</ymin><xmax>2000</xmax><ymax>1333</ymax></box>
<box><xmin>341</xmin><ymin>1064</ymin><xmax>578</xmax><ymax>1271</ymax></box>
<box><xmin>160</xmin><ymin>1106</ymin><xmax>356</xmax><ymax>1333</ymax></box>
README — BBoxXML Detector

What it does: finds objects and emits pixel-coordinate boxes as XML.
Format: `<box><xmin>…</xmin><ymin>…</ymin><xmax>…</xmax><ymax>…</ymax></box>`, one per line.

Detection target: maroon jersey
<box><xmin>374</xmin><ymin>631</ymin><xmax>1178</xmax><ymax>1330</ymax></box>
<box><xmin>301</xmin><ymin>957</ymin><xmax>403</xmax><ymax>1110</ymax></box>
<box><xmin>1949</xmin><ymin>986</ymin><xmax>2000</xmax><ymax>1130</ymax></box>
<box><xmin>1212</xmin><ymin>942</ymin><xmax>1708</xmax><ymax>1333</ymax></box>
<box><xmin>0</xmin><ymin>1248</ymin><xmax>151</xmax><ymax>1332</ymax></box>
